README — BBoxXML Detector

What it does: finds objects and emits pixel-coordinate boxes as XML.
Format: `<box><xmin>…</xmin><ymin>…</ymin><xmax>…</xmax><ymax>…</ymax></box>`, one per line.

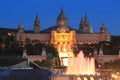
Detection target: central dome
<box><xmin>57</xmin><ymin>8</ymin><xmax>67</xmax><ymax>20</ymax></box>
<box><xmin>57</xmin><ymin>8</ymin><xmax>68</xmax><ymax>27</ymax></box>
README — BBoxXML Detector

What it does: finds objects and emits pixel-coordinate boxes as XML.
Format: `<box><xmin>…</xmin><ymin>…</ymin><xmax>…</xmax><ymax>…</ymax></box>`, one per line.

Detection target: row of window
<box><xmin>77</xmin><ymin>40</ymin><xmax>99</xmax><ymax>43</ymax></box>
<box><xmin>57</xmin><ymin>42</ymin><xmax>70</xmax><ymax>44</ymax></box>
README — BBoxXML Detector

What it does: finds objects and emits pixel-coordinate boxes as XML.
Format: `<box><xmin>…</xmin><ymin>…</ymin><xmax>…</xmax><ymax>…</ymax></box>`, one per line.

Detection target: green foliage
<box><xmin>77</xmin><ymin>36</ymin><xmax>120</xmax><ymax>55</ymax></box>
<box><xmin>77</xmin><ymin>44</ymin><xmax>94</xmax><ymax>56</ymax></box>
<box><xmin>25</xmin><ymin>44</ymin><xmax>35</xmax><ymax>55</ymax></box>
<box><xmin>38</xmin><ymin>59</ymin><xmax>54</xmax><ymax>68</ymax></box>
<box><xmin>0</xmin><ymin>57</ymin><xmax>26</xmax><ymax>67</ymax></box>
<box><xmin>45</xmin><ymin>44</ymin><xmax>58</xmax><ymax>57</ymax></box>
<box><xmin>111</xmin><ymin>36</ymin><xmax>120</xmax><ymax>46</ymax></box>
<box><xmin>2</xmin><ymin>42</ymin><xmax>23</xmax><ymax>56</ymax></box>
<box><xmin>30</xmin><ymin>57</ymin><xmax>60</xmax><ymax>69</ymax></box>
<box><xmin>103</xmin><ymin>59</ymin><xmax>120</xmax><ymax>71</ymax></box>
<box><xmin>25</xmin><ymin>42</ymin><xmax>58</xmax><ymax>58</ymax></box>
<box><xmin>30</xmin><ymin>59</ymin><xmax>54</xmax><ymax>69</ymax></box>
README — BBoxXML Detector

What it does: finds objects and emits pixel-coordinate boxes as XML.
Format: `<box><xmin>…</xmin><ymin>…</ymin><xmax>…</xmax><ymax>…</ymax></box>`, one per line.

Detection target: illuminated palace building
<box><xmin>16</xmin><ymin>8</ymin><xmax>111</xmax><ymax>66</ymax></box>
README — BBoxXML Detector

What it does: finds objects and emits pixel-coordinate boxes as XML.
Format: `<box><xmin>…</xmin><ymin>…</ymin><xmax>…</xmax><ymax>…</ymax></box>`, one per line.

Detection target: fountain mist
<box><xmin>66</xmin><ymin>51</ymin><xmax>95</xmax><ymax>75</ymax></box>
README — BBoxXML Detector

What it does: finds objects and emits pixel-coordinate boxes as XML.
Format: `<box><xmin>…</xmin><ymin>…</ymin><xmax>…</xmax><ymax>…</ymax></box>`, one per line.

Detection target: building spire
<box><xmin>79</xmin><ymin>14</ymin><xmax>92</xmax><ymax>33</ymax></box>
<box><xmin>61</xmin><ymin>8</ymin><xmax>64</xmax><ymax>14</ymax></box>
<box><xmin>34</xmin><ymin>13</ymin><xmax>40</xmax><ymax>33</ymax></box>
<box><xmin>101</xmin><ymin>22</ymin><xmax>105</xmax><ymax>28</ymax></box>
<box><xmin>83</xmin><ymin>14</ymin><xmax>89</xmax><ymax>26</ymax></box>
<box><xmin>84</xmin><ymin>14</ymin><xmax>88</xmax><ymax>22</ymax></box>
<box><xmin>100</xmin><ymin>21</ymin><xmax>106</xmax><ymax>33</ymax></box>
<box><xmin>18</xmin><ymin>21</ymin><xmax>24</xmax><ymax>33</ymax></box>
<box><xmin>84</xmin><ymin>14</ymin><xmax>88</xmax><ymax>20</ymax></box>
<box><xmin>36</xmin><ymin>13</ymin><xmax>39</xmax><ymax>21</ymax></box>
<box><xmin>19</xmin><ymin>21</ymin><xmax>23</xmax><ymax>28</ymax></box>
<box><xmin>80</xmin><ymin>18</ymin><xmax>83</xmax><ymax>24</ymax></box>
<box><xmin>79</xmin><ymin>18</ymin><xmax>83</xmax><ymax>31</ymax></box>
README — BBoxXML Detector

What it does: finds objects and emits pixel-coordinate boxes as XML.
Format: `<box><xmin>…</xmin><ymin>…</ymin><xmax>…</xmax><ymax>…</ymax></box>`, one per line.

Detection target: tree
<box><xmin>25</xmin><ymin>44</ymin><xmax>34</xmax><ymax>55</ymax></box>
<box><xmin>103</xmin><ymin>59</ymin><xmax>120</xmax><ymax>72</ymax></box>
<box><xmin>2</xmin><ymin>42</ymin><xmax>23</xmax><ymax>56</ymax></box>
<box><xmin>33</xmin><ymin>60</ymin><xmax>54</xmax><ymax>69</ymax></box>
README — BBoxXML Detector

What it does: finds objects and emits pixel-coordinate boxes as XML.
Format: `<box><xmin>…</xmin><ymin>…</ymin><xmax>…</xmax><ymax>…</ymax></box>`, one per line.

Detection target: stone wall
<box><xmin>95</xmin><ymin>55</ymin><xmax>119</xmax><ymax>64</ymax></box>
<box><xmin>25</xmin><ymin>55</ymin><xmax>46</xmax><ymax>62</ymax></box>
<box><xmin>16</xmin><ymin>33</ymin><xmax>50</xmax><ymax>43</ymax></box>
<box><xmin>76</xmin><ymin>33</ymin><xmax>111</xmax><ymax>44</ymax></box>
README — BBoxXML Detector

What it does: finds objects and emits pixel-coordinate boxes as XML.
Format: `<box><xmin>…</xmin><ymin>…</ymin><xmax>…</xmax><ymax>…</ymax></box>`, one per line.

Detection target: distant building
<box><xmin>15</xmin><ymin>8</ymin><xmax>111</xmax><ymax>45</ymax></box>
<box><xmin>15</xmin><ymin>8</ymin><xmax>111</xmax><ymax>66</ymax></box>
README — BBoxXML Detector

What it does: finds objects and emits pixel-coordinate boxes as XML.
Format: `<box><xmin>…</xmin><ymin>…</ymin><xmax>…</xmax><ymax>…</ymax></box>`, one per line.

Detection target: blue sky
<box><xmin>0</xmin><ymin>0</ymin><xmax>120</xmax><ymax>35</ymax></box>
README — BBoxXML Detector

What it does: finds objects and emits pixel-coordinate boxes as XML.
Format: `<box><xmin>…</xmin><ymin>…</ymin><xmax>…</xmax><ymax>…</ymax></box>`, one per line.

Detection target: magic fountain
<box><xmin>58</xmin><ymin>45</ymin><xmax>95</xmax><ymax>75</ymax></box>
<box><xmin>51</xmin><ymin>50</ymin><xmax>96</xmax><ymax>80</ymax></box>
<box><xmin>66</xmin><ymin>51</ymin><xmax>95</xmax><ymax>75</ymax></box>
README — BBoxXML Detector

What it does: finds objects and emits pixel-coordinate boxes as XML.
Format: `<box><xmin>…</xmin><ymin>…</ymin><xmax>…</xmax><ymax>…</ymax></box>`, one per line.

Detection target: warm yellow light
<box><xmin>83</xmin><ymin>77</ymin><xmax>88</xmax><ymax>80</ymax></box>
<box><xmin>63</xmin><ymin>46</ymin><xmax>66</xmax><ymax>52</ymax></box>
<box><xmin>62</xmin><ymin>58</ymin><xmax>68</xmax><ymax>66</ymax></box>
<box><xmin>58</xmin><ymin>51</ymin><xmax>74</xmax><ymax>66</ymax></box>
<box><xmin>111</xmin><ymin>74</ymin><xmax>118</xmax><ymax>79</ymax></box>
<box><xmin>90</xmin><ymin>77</ymin><xmax>94</xmax><ymax>80</ymax></box>
<box><xmin>77</xmin><ymin>77</ymin><xmax>81</xmax><ymax>80</ymax></box>
<box><xmin>51</xmin><ymin>29</ymin><xmax>76</xmax><ymax>66</ymax></box>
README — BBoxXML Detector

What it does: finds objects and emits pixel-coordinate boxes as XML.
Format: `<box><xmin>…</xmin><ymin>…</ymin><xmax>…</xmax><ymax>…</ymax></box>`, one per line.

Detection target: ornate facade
<box><xmin>15</xmin><ymin>8</ymin><xmax>111</xmax><ymax>66</ymax></box>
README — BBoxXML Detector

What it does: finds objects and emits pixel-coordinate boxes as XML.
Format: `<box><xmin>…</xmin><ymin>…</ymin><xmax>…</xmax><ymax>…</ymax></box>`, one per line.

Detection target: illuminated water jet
<box><xmin>66</xmin><ymin>51</ymin><xmax>95</xmax><ymax>75</ymax></box>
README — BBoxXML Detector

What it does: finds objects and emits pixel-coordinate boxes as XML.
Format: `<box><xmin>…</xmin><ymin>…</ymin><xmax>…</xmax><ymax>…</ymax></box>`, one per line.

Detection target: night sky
<box><xmin>0</xmin><ymin>0</ymin><xmax>120</xmax><ymax>35</ymax></box>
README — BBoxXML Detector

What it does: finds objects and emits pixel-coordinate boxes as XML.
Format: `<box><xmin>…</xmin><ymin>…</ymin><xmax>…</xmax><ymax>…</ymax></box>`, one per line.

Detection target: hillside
<box><xmin>0</xmin><ymin>28</ymin><xmax>17</xmax><ymax>35</ymax></box>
